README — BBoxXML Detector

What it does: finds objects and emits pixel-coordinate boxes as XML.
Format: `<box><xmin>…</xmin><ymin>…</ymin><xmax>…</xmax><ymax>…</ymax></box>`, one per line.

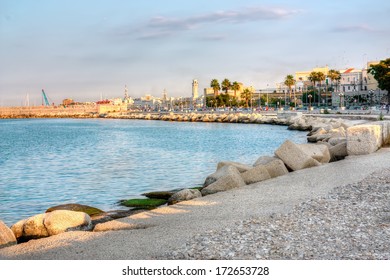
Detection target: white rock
<box><xmin>275</xmin><ymin>140</ymin><xmax>321</xmax><ymax>171</ymax></box>
<box><xmin>347</xmin><ymin>124</ymin><xmax>382</xmax><ymax>155</ymax></box>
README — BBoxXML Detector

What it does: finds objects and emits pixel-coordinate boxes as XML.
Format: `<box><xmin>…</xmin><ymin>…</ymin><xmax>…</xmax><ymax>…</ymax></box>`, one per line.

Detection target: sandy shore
<box><xmin>1</xmin><ymin>148</ymin><xmax>390</xmax><ymax>260</ymax></box>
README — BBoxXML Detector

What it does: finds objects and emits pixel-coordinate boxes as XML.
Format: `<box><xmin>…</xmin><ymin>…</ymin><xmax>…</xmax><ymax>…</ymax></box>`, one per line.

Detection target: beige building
<box><xmin>295</xmin><ymin>66</ymin><xmax>329</xmax><ymax>82</ymax></box>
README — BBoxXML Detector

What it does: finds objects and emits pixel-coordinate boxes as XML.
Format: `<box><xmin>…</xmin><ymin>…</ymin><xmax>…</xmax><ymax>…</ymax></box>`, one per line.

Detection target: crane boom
<box><xmin>42</xmin><ymin>89</ymin><xmax>50</xmax><ymax>106</ymax></box>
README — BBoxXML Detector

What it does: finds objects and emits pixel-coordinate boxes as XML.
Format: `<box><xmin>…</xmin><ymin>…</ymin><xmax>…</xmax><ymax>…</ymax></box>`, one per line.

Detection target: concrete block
<box><xmin>298</xmin><ymin>143</ymin><xmax>331</xmax><ymax>163</ymax></box>
<box><xmin>241</xmin><ymin>165</ymin><xmax>271</xmax><ymax>185</ymax></box>
<box><xmin>275</xmin><ymin>140</ymin><xmax>321</xmax><ymax>171</ymax></box>
<box><xmin>347</xmin><ymin>124</ymin><xmax>382</xmax><ymax>155</ymax></box>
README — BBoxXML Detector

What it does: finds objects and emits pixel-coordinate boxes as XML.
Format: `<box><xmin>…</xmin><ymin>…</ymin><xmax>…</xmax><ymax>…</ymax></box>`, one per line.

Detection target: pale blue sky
<box><xmin>1</xmin><ymin>0</ymin><xmax>389</xmax><ymax>105</ymax></box>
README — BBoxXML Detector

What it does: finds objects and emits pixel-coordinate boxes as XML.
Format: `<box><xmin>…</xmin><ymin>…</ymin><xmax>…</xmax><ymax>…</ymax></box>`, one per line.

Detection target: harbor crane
<box><xmin>41</xmin><ymin>89</ymin><xmax>50</xmax><ymax>106</ymax></box>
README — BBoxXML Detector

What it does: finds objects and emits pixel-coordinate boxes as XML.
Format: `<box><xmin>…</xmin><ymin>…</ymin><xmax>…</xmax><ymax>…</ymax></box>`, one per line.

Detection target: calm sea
<box><xmin>0</xmin><ymin>118</ymin><xmax>306</xmax><ymax>226</ymax></box>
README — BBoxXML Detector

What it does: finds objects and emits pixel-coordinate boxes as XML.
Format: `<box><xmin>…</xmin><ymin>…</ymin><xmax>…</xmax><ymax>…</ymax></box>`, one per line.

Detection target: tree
<box><xmin>232</xmin><ymin>81</ymin><xmax>240</xmax><ymax>98</ymax></box>
<box><xmin>240</xmin><ymin>88</ymin><xmax>253</xmax><ymax>108</ymax></box>
<box><xmin>210</xmin><ymin>79</ymin><xmax>220</xmax><ymax>97</ymax></box>
<box><xmin>284</xmin><ymin>74</ymin><xmax>296</xmax><ymax>106</ymax></box>
<box><xmin>308</xmin><ymin>71</ymin><xmax>325</xmax><ymax>106</ymax></box>
<box><xmin>368</xmin><ymin>58</ymin><xmax>390</xmax><ymax>104</ymax></box>
<box><xmin>221</xmin><ymin>78</ymin><xmax>231</xmax><ymax>94</ymax></box>
<box><xmin>327</xmin><ymin>69</ymin><xmax>341</xmax><ymax>92</ymax></box>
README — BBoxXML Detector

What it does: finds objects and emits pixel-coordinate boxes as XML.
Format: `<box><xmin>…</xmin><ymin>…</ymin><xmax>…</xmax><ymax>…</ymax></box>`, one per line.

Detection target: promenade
<box><xmin>1</xmin><ymin>147</ymin><xmax>390</xmax><ymax>259</ymax></box>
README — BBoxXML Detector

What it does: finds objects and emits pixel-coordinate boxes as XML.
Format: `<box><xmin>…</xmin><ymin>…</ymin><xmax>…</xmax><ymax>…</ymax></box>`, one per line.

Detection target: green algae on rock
<box><xmin>120</xmin><ymin>198</ymin><xmax>167</xmax><ymax>209</ymax></box>
<box><xmin>46</xmin><ymin>203</ymin><xmax>105</xmax><ymax>217</ymax></box>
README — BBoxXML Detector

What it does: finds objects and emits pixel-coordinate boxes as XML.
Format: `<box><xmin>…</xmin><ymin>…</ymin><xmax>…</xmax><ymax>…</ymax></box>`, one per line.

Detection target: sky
<box><xmin>0</xmin><ymin>0</ymin><xmax>389</xmax><ymax>106</ymax></box>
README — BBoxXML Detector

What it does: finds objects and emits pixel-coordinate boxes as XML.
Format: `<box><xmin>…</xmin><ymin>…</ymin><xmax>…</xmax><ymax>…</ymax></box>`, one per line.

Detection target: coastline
<box><xmin>1</xmin><ymin>148</ymin><xmax>390</xmax><ymax>259</ymax></box>
<box><xmin>1</xmin><ymin>110</ymin><xmax>390</xmax><ymax>259</ymax></box>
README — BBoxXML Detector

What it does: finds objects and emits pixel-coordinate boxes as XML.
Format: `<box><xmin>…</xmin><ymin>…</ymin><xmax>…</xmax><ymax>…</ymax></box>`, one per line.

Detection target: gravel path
<box><xmin>165</xmin><ymin>169</ymin><xmax>390</xmax><ymax>260</ymax></box>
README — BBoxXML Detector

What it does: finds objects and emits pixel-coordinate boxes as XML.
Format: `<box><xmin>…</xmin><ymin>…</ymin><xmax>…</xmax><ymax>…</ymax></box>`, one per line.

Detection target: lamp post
<box><xmin>308</xmin><ymin>94</ymin><xmax>312</xmax><ymax>111</ymax></box>
<box><xmin>339</xmin><ymin>92</ymin><xmax>344</xmax><ymax>109</ymax></box>
<box><xmin>210</xmin><ymin>100</ymin><xmax>213</xmax><ymax>111</ymax></box>
<box><xmin>278</xmin><ymin>96</ymin><xmax>282</xmax><ymax>110</ymax></box>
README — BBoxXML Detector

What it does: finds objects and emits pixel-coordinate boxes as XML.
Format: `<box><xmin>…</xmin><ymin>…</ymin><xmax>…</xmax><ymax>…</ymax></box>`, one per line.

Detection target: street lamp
<box><xmin>339</xmin><ymin>92</ymin><xmax>344</xmax><ymax>109</ymax></box>
<box><xmin>308</xmin><ymin>94</ymin><xmax>312</xmax><ymax>111</ymax></box>
<box><xmin>278</xmin><ymin>96</ymin><xmax>282</xmax><ymax>110</ymax></box>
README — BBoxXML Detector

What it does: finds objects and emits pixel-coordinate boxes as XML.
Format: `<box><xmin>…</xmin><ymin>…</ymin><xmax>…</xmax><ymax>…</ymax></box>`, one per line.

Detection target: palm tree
<box><xmin>232</xmin><ymin>81</ymin><xmax>240</xmax><ymax>98</ymax></box>
<box><xmin>284</xmin><ymin>74</ymin><xmax>296</xmax><ymax>107</ymax></box>
<box><xmin>327</xmin><ymin>69</ymin><xmax>341</xmax><ymax>92</ymax></box>
<box><xmin>240</xmin><ymin>88</ymin><xmax>253</xmax><ymax>108</ymax></box>
<box><xmin>308</xmin><ymin>71</ymin><xmax>319</xmax><ymax>104</ymax></box>
<box><xmin>308</xmin><ymin>71</ymin><xmax>325</xmax><ymax>106</ymax></box>
<box><xmin>317</xmin><ymin>72</ymin><xmax>326</xmax><ymax>106</ymax></box>
<box><xmin>210</xmin><ymin>79</ymin><xmax>220</xmax><ymax>97</ymax></box>
<box><xmin>221</xmin><ymin>78</ymin><xmax>231</xmax><ymax>94</ymax></box>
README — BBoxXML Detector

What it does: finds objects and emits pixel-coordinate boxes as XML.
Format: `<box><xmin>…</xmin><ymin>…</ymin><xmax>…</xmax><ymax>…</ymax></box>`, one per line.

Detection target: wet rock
<box><xmin>168</xmin><ymin>189</ymin><xmax>202</xmax><ymax>205</ymax></box>
<box><xmin>142</xmin><ymin>191</ymin><xmax>175</xmax><ymax>200</ymax></box>
<box><xmin>120</xmin><ymin>198</ymin><xmax>167</xmax><ymax>209</ymax></box>
<box><xmin>46</xmin><ymin>203</ymin><xmax>104</xmax><ymax>217</ymax></box>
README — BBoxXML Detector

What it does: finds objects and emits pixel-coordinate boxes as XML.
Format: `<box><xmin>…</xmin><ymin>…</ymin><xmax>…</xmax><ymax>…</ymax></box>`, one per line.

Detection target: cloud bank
<box><xmin>132</xmin><ymin>6</ymin><xmax>302</xmax><ymax>40</ymax></box>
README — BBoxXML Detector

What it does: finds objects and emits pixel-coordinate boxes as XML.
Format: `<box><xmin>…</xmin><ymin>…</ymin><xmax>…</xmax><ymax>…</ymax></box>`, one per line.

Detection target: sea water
<box><xmin>0</xmin><ymin>118</ymin><xmax>306</xmax><ymax>225</ymax></box>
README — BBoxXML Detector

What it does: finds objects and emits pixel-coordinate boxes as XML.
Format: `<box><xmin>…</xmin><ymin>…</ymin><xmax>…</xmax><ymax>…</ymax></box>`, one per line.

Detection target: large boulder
<box><xmin>167</xmin><ymin>189</ymin><xmax>202</xmax><ymax>205</ymax></box>
<box><xmin>201</xmin><ymin>167</ymin><xmax>246</xmax><ymax>195</ymax></box>
<box><xmin>373</xmin><ymin>121</ymin><xmax>390</xmax><ymax>146</ymax></box>
<box><xmin>298</xmin><ymin>143</ymin><xmax>331</xmax><ymax>163</ymax></box>
<box><xmin>347</xmin><ymin>124</ymin><xmax>382</xmax><ymax>155</ymax></box>
<box><xmin>254</xmin><ymin>156</ymin><xmax>289</xmax><ymax>178</ymax></box>
<box><xmin>204</xmin><ymin>165</ymin><xmax>242</xmax><ymax>187</ymax></box>
<box><xmin>11</xmin><ymin>214</ymin><xmax>49</xmax><ymax>241</ymax></box>
<box><xmin>275</xmin><ymin>140</ymin><xmax>321</xmax><ymax>171</ymax></box>
<box><xmin>43</xmin><ymin>210</ymin><xmax>92</xmax><ymax>236</ymax></box>
<box><xmin>11</xmin><ymin>211</ymin><xmax>92</xmax><ymax>241</ymax></box>
<box><xmin>329</xmin><ymin>142</ymin><xmax>348</xmax><ymax>162</ymax></box>
<box><xmin>216</xmin><ymin>161</ymin><xmax>252</xmax><ymax>173</ymax></box>
<box><xmin>241</xmin><ymin>165</ymin><xmax>271</xmax><ymax>185</ymax></box>
<box><xmin>0</xmin><ymin>220</ymin><xmax>17</xmax><ymax>248</ymax></box>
